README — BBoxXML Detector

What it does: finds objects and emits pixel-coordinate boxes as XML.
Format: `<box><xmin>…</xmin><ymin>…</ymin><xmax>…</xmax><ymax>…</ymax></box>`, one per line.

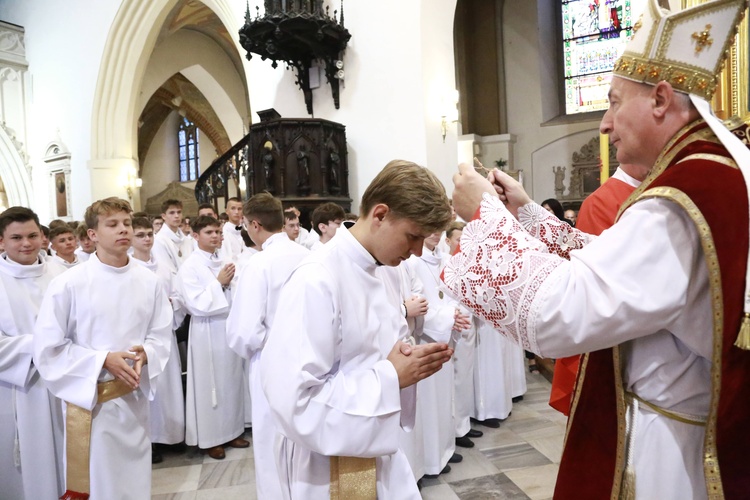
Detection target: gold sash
<box><xmin>63</xmin><ymin>379</ymin><xmax>134</xmax><ymax>498</ymax></box>
<box><xmin>329</xmin><ymin>456</ymin><xmax>377</xmax><ymax>499</ymax></box>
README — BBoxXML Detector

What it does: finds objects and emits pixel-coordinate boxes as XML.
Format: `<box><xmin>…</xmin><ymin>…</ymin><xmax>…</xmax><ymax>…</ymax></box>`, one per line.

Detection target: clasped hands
<box><xmin>452</xmin><ymin>162</ymin><xmax>532</xmax><ymax>221</ymax></box>
<box><xmin>104</xmin><ymin>345</ymin><xmax>148</xmax><ymax>390</ymax></box>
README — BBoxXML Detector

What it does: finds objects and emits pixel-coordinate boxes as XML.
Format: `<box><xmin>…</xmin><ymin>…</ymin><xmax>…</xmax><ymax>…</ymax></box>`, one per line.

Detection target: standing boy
<box><xmin>261</xmin><ymin>160</ymin><xmax>455</xmax><ymax>498</ymax></box>
<box><xmin>152</xmin><ymin>199</ymin><xmax>193</xmax><ymax>277</ymax></box>
<box><xmin>33</xmin><ymin>197</ymin><xmax>173</xmax><ymax>499</ymax></box>
<box><xmin>309</xmin><ymin>202</ymin><xmax>345</xmax><ymax>251</ymax></box>
<box><xmin>227</xmin><ymin>193</ymin><xmax>310</xmax><ymax>498</ymax></box>
<box><xmin>177</xmin><ymin>215</ymin><xmax>247</xmax><ymax>460</ymax></box>
<box><xmin>0</xmin><ymin>207</ymin><xmax>66</xmax><ymax>499</ymax></box>
<box><xmin>131</xmin><ymin>216</ymin><xmax>186</xmax><ymax>461</ymax></box>
<box><xmin>221</xmin><ymin>197</ymin><xmax>245</xmax><ymax>260</ymax></box>
<box><xmin>49</xmin><ymin>225</ymin><xmax>79</xmax><ymax>268</ymax></box>
<box><xmin>74</xmin><ymin>224</ymin><xmax>96</xmax><ymax>262</ymax></box>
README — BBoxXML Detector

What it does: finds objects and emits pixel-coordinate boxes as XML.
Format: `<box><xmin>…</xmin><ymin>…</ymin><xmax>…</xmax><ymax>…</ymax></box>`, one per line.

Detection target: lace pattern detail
<box><xmin>443</xmin><ymin>194</ymin><xmax>564</xmax><ymax>353</ymax></box>
<box><xmin>517</xmin><ymin>202</ymin><xmax>595</xmax><ymax>259</ymax></box>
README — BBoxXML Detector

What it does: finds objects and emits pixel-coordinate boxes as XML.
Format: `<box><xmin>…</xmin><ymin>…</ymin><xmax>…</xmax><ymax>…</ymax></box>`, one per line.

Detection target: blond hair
<box><xmin>84</xmin><ymin>197</ymin><xmax>132</xmax><ymax>230</ymax></box>
<box><xmin>360</xmin><ymin>160</ymin><xmax>452</xmax><ymax>233</ymax></box>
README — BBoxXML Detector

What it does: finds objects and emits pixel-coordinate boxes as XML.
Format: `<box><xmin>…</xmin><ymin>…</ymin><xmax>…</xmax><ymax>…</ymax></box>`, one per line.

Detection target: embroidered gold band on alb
<box><xmin>626</xmin><ymin>392</ymin><xmax>707</xmax><ymax>426</ymax></box>
<box><xmin>329</xmin><ymin>456</ymin><xmax>377</xmax><ymax>500</ymax></box>
<box><xmin>65</xmin><ymin>379</ymin><xmax>135</xmax><ymax>495</ymax></box>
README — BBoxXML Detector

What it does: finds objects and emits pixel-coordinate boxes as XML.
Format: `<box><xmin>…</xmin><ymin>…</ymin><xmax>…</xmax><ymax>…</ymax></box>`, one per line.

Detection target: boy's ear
<box><xmin>371</xmin><ymin>203</ymin><xmax>389</xmax><ymax>223</ymax></box>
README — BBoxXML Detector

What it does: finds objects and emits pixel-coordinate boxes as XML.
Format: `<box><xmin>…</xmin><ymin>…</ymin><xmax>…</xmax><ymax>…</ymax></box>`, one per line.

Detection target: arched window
<box><xmin>562</xmin><ymin>0</ymin><xmax>647</xmax><ymax>115</ymax></box>
<box><xmin>178</xmin><ymin>117</ymin><xmax>200</xmax><ymax>182</ymax></box>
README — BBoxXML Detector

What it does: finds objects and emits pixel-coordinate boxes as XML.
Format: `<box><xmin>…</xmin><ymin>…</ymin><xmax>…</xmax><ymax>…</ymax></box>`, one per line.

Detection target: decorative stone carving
<box><xmin>557</xmin><ymin>135</ymin><xmax>619</xmax><ymax>208</ymax></box>
<box><xmin>145</xmin><ymin>181</ymin><xmax>199</xmax><ymax>216</ymax></box>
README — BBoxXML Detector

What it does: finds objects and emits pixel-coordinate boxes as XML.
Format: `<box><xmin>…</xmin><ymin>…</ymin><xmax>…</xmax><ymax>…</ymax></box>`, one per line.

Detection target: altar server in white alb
<box><xmin>377</xmin><ymin>261</ymin><xmax>429</xmax><ymax>482</ymax></box>
<box><xmin>221</xmin><ymin>197</ymin><xmax>245</xmax><ymax>260</ymax></box>
<box><xmin>408</xmin><ymin>231</ymin><xmax>471</xmax><ymax>474</ymax></box>
<box><xmin>152</xmin><ymin>199</ymin><xmax>193</xmax><ymax>277</ymax></box>
<box><xmin>130</xmin><ymin>216</ymin><xmax>186</xmax><ymax>458</ymax></box>
<box><xmin>226</xmin><ymin>193</ymin><xmax>310</xmax><ymax>499</ymax></box>
<box><xmin>33</xmin><ymin>197</ymin><xmax>173</xmax><ymax>499</ymax></box>
<box><xmin>0</xmin><ymin>207</ymin><xmax>66</xmax><ymax>499</ymax></box>
<box><xmin>177</xmin><ymin>215</ymin><xmax>248</xmax><ymax>460</ymax></box>
<box><xmin>262</xmin><ymin>160</ymin><xmax>455</xmax><ymax>499</ymax></box>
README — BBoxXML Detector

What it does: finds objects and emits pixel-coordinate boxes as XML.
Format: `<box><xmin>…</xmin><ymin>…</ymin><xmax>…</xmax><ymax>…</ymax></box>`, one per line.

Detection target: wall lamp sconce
<box><xmin>440</xmin><ymin>90</ymin><xmax>460</xmax><ymax>143</ymax></box>
<box><xmin>123</xmin><ymin>166</ymin><xmax>143</xmax><ymax>200</ymax></box>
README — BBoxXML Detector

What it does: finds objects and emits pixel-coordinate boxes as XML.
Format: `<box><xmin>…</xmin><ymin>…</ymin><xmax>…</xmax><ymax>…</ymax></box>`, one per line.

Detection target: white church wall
<box><xmin>0</xmin><ymin>0</ymin><xmax>121</xmax><ymax>221</ymax></box>
<box><xmin>141</xmin><ymin>111</ymin><xmax>182</xmax><ymax>205</ymax></box>
<box><xmin>246</xmin><ymin>0</ymin><xmax>459</xmax><ymax>212</ymax></box>
<box><xmin>503</xmin><ymin>0</ymin><xmax>602</xmax><ymax>203</ymax></box>
<box><xmin>531</xmin><ymin>128</ymin><xmax>600</xmax><ymax>202</ymax></box>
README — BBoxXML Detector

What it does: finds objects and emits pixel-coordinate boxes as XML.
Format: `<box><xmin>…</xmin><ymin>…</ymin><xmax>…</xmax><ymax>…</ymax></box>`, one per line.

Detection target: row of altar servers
<box><xmin>145</xmin><ymin>219</ymin><xmax>528</xmax><ymax>483</ymax></box>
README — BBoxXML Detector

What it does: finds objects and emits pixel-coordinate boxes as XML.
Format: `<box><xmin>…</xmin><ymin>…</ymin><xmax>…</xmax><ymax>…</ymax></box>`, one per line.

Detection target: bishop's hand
<box><xmin>452</xmin><ymin>163</ymin><xmax>498</xmax><ymax>221</ymax></box>
<box><xmin>488</xmin><ymin>169</ymin><xmax>532</xmax><ymax>219</ymax></box>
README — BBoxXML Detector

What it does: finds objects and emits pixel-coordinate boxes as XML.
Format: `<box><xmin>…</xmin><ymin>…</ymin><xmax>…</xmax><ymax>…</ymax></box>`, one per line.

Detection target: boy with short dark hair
<box><xmin>34</xmin><ymin>197</ymin><xmax>173</xmax><ymax>499</ymax></box>
<box><xmin>227</xmin><ymin>193</ymin><xmax>310</xmax><ymax>498</ymax></box>
<box><xmin>49</xmin><ymin>225</ymin><xmax>79</xmax><ymax>268</ymax></box>
<box><xmin>152</xmin><ymin>199</ymin><xmax>193</xmax><ymax>276</ymax></box>
<box><xmin>222</xmin><ymin>197</ymin><xmax>244</xmax><ymax>259</ymax></box>
<box><xmin>309</xmin><ymin>202</ymin><xmax>345</xmax><ymax>250</ymax></box>
<box><xmin>262</xmin><ymin>160</ymin><xmax>455</xmax><ymax>498</ymax></box>
<box><xmin>282</xmin><ymin>208</ymin><xmax>301</xmax><ymax>242</ymax></box>
<box><xmin>131</xmin><ymin>217</ymin><xmax>185</xmax><ymax>462</ymax></box>
<box><xmin>177</xmin><ymin>215</ymin><xmax>247</xmax><ymax>460</ymax></box>
<box><xmin>74</xmin><ymin>223</ymin><xmax>96</xmax><ymax>262</ymax></box>
<box><xmin>0</xmin><ymin>207</ymin><xmax>66</xmax><ymax>499</ymax></box>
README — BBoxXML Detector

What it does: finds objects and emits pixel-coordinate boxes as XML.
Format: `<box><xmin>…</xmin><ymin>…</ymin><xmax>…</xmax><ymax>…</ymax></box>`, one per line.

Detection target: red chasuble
<box><xmin>549</xmin><ymin>177</ymin><xmax>636</xmax><ymax>416</ymax></box>
<box><xmin>554</xmin><ymin>120</ymin><xmax>750</xmax><ymax>499</ymax></box>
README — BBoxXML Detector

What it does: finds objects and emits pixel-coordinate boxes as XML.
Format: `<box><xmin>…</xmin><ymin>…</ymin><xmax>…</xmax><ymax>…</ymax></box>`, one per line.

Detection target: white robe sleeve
<box><xmin>0</xmin><ymin>333</ymin><xmax>34</xmax><ymax>387</ymax></box>
<box><xmin>262</xmin><ymin>265</ymin><xmax>403</xmax><ymax>458</ymax></box>
<box><xmin>226</xmin><ymin>260</ymin><xmax>268</xmax><ymax>359</ymax></box>
<box><xmin>177</xmin><ymin>263</ymin><xmax>229</xmax><ymax>317</ymax></box>
<box><xmin>33</xmin><ymin>278</ymin><xmax>108</xmax><ymax>410</ymax></box>
<box><xmin>140</xmin><ymin>284</ymin><xmax>174</xmax><ymax>400</ymax></box>
<box><xmin>444</xmin><ymin>194</ymin><xmax>700</xmax><ymax>358</ymax></box>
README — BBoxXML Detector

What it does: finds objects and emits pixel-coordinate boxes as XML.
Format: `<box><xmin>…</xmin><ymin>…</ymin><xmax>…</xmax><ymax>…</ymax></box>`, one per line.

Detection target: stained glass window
<box><xmin>562</xmin><ymin>0</ymin><xmax>647</xmax><ymax>114</ymax></box>
<box><xmin>178</xmin><ymin>117</ymin><xmax>200</xmax><ymax>182</ymax></box>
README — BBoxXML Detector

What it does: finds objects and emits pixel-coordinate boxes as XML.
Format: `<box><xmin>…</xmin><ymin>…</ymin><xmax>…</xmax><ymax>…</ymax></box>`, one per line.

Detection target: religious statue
<box><xmin>261</xmin><ymin>142</ymin><xmax>275</xmax><ymax>193</ymax></box>
<box><xmin>328</xmin><ymin>147</ymin><xmax>341</xmax><ymax>194</ymax></box>
<box><xmin>553</xmin><ymin>166</ymin><xmax>566</xmax><ymax>198</ymax></box>
<box><xmin>297</xmin><ymin>145</ymin><xmax>310</xmax><ymax>195</ymax></box>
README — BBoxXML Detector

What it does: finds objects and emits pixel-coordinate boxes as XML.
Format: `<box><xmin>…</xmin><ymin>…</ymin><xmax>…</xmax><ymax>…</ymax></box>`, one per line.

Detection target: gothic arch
<box><xmin>0</xmin><ymin>125</ymin><xmax>31</xmax><ymax>207</ymax></box>
<box><xmin>90</xmin><ymin>0</ymin><xmax>250</xmax><ymax>162</ymax></box>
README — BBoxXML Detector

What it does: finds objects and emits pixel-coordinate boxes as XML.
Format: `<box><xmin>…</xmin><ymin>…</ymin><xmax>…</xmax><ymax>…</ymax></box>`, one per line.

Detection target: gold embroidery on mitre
<box><xmin>633</xmin><ymin>17</ymin><xmax>643</xmax><ymax>33</ymax></box>
<box><xmin>612</xmin><ymin>0</ymin><xmax>748</xmax><ymax>101</ymax></box>
<box><xmin>692</xmin><ymin>24</ymin><xmax>714</xmax><ymax>53</ymax></box>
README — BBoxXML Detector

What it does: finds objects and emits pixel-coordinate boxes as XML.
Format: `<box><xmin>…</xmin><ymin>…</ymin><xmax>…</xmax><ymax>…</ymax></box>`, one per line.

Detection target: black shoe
<box><xmin>465</xmin><ymin>429</ymin><xmax>483</xmax><ymax>438</ymax></box>
<box><xmin>440</xmin><ymin>464</ymin><xmax>451</xmax><ymax>475</ymax></box>
<box><xmin>455</xmin><ymin>436</ymin><xmax>475</xmax><ymax>448</ymax></box>
<box><xmin>512</xmin><ymin>395</ymin><xmax>524</xmax><ymax>403</ymax></box>
<box><xmin>477</xmin><ymin>418</ymin><xmax>501</xmax><ymax>428</ymax></box>
<box><xmin>448</xmin><ymin>452</ymin><xmax>463</xmax><ymax>463</ymax></box>
<box><xmin>151</xmin><ymin>444</ymin><xmax>163</xmax><ymax>464</ymax></box>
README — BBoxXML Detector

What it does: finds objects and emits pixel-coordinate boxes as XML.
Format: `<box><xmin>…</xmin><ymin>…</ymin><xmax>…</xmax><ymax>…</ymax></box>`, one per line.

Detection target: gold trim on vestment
<box><xmin>329</xmin><ymin>456</ymin><xmax>377</xmax><ymax>500</ymax></box>
<box><xmin>64</xmin><ymin>379</ymin><xmax>135</xmax><ymax>496</ymax></box>
<box><xmin>563</xmin><ymin>352</ymin><xmax>589</xmax><ymax>448</ymax></box>
<box><xmin>617</xmin><ymin>120</ymin><xmax>718</xmax><ymax>220</ymax></box>
<box><xmin>634</xmin><ymin>186</ymin><xmax>725</xmax><ymax>499</ymax></box>
<box><xmin>626</xmin><ymin>391</ymin><xmax>707</xmax><ymax>426</ymax></box>
<box><xmin>612</xmin><ymin>346</ymin><xmax>627</xmax><ymax>500</ymax></box>
<box><xmin>676</xmin><ymin>153</ymin><xmax>738</xmax><ymax>169</ymax></box>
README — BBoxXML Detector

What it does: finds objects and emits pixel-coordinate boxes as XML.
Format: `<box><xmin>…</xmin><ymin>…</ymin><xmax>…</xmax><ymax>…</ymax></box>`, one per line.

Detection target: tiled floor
<box><xmin>152</xmin><ymin>371</ymin><xmax>564</xmax><ymax>499</ymax></box>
